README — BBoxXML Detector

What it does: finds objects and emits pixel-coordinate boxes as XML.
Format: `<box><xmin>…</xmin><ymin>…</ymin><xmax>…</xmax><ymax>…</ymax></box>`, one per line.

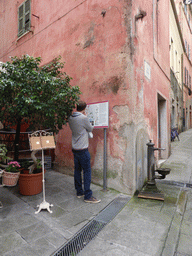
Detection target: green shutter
<box><xmin>25</xmin><ymin>13</ymin><xmax>30</xmax><ymax>30</ymax></box>
<box><xmin>18</xmin><ymin>5</ymin><xmax>24</xmax><ymax>36</ymax></box>
<box><xmin>25</xmin><ymin>0</ymin><xmax>30</xmax><ymax>31</ymax></box>
<box><xmin>25</xmin><ymin>0</ymin><xmax>30</xmax><ymax>12</ymax></box>
<box><xmin>18</xmin><ymin>0</ymin><xmax>31</xmax><ymax>37</ymax></box>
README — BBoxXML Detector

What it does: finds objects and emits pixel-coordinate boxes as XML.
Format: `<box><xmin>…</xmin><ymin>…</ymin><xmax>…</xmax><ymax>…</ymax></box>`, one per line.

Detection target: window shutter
<box><xmin>18</xmin><ymin>0</ymin><xmax>31</xmax><ymax>37</ymax></box>
<box><xmin>25</xmin><ymin>0</ymin><xmax>30</xmax><ymax>31</ymax></box>
<box><xmin>18</xmin><ymin>5</ymin><xmax>24</xmax><ymax>36</ymax></box>
<box><xmin>25</xmin><ymin>0</ymin><xmax>30</xmax><ymax>11</ymax></box>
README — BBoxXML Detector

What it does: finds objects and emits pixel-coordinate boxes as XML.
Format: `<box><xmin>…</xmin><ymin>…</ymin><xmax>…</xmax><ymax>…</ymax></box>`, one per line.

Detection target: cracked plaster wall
<box><xmin>92</xmin><ymin>103</ymin><xmax>148</xmax><ymax>194</ymax></box>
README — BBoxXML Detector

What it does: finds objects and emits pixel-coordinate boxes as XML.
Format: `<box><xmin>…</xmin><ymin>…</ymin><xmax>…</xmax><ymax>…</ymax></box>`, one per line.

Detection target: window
<box><xmin>184</xmin><ymin>4</ymin><xmax>187</xmax><ymax>15</ymax></box>
<box><xmin>175</xmin><ymin>51</ymin><xmax>178</xmax><ymax>73</ymax></box>
<box><xmin>185</xmin><ymin>67</ymin><xmax>188</xmax><ymax>85</ymax></box>
<box><xmin>185</xmin><ymin>40</ymin><xmax>188</xmax><ymax>53</ymax></box>
<box><xmin>185</xmin><ymin>68</ymin><xmax>186</xmax><ymax>84</ymax></box>
<box><xmin>18</xmin><ymin>0</ymin><xmax>31</xmax><ymax>37</ymax></box>
<box><xmin>171</xmin><ymin>39</ymin><xmax>174</xmax><ymax>71</ymax></box>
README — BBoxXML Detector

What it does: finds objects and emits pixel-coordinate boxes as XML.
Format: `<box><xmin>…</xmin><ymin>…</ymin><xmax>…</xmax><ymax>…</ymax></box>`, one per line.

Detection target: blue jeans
<box><xmin>72</xmin><ymin>148</ymin><xmax>92</xmax><ymax>200</ymax></box>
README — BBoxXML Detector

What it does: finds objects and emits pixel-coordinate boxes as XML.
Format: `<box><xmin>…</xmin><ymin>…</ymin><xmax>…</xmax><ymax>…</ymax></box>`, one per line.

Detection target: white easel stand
<box><xmin>35</xmin><ymin>149</ymin><xmax>53</xmax><ymax>214</ymax></box>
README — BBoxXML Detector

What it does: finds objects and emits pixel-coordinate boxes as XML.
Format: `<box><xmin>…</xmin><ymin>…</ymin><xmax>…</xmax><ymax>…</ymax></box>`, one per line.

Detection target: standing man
<box><xmin>68</xmin><ymin>101</ymin><xmax>101</xmax><ymax>203</ymax></box>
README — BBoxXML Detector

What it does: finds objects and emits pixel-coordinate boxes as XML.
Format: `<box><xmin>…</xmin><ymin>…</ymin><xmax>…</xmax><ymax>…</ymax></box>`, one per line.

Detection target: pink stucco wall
<box><xmin>0</xmin><ymin>0</ymin><xmax>170</xmax><ymax>194</ymax></box>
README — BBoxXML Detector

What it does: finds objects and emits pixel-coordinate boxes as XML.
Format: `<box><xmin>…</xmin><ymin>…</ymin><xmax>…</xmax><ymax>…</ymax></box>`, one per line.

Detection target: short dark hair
<box><xmin>76</xmin><ymin>101</ymin><xmax>87</xmax><ymax>111</ymax></box>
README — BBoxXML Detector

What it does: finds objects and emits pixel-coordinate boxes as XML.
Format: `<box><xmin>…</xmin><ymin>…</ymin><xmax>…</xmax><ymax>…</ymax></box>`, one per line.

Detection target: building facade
<box><xmin>170</xmin><ymin>0</ymin><xmax>185</xmax><ymax>132</ymax></box>
<box><xmin>181</xmin><ymin>2</ymin><xmax>192</xmax><ymax>130</ymax></box>
<box><xmin>170</xmin><ymin>0</ymin><xmax>192</xmax><ymax>131</ymax></box>
<box><xmin>0</xmin><ymin>0</ymin><xmax>171</xmax><ymax>195</ymax></box>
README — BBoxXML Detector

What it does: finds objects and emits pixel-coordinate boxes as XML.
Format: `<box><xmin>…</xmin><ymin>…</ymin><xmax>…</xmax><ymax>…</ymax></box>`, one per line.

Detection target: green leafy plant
<box><xmin>19</xmin><ymin>159</ymin><xmax>32</xmax><ymax>169</ymax></box>
<box><xmin>0</xmin><ymin>144</ymin><xmax>12</xmax><ymax>167</ymax></box>
<box><xmin>0</xmin><ymin>55</ymin><xmax>81</xmax><ymax>161</ymax></box>
<box><xmin>0</xmin><ymin>144</ymin><xmax>8</xmax><ymax>163</ymax></box>
<box><xmin>36</xmin><ymin>159</ymin><xmax>42</xmax><ymax>170</ymax></box>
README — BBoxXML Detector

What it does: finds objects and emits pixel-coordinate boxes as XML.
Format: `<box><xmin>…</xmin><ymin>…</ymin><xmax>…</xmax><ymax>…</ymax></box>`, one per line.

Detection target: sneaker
<box><xmin>77</xmin><ymin>194</ymin><xmax>84</xmax><ymax>199</ymax></box>
<box><xmin>84</xmin><ymin>196</ymin><xmax>101</xmax><ymax>204</ymax></box>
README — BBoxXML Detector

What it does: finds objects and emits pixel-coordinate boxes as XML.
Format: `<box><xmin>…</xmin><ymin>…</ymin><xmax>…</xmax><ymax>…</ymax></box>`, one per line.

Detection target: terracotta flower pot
<box><xmin>19</xmin><ymin>171</ymin><xmax>43</xmax><ymax>196</ymax></box>
<box><xmin>2</xmin><ymin>171</ymin><xmax>20</xmax><ymax>186</ymax></box>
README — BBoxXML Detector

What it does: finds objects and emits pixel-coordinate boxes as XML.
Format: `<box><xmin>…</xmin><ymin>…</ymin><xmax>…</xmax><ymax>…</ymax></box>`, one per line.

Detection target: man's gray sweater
<box><xmin>68</xmin><ymin>112</ymin><xmax>93</xmax><ymax>150</ymax></box>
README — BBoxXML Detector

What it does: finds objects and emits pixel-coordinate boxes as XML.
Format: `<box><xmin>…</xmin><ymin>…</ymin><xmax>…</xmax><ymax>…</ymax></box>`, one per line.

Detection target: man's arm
<box><xmin>84</xmin><ymin>116</ymin><xmax>94</xmax><ymax>132</ymax></box>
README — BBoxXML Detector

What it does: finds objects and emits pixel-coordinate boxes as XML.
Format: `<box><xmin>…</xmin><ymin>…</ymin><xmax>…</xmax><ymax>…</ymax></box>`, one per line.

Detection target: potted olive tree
<box><xmin>0</xmin><ymin>55</ymin><xmax>81</xmax><ymax>195</ymax></box>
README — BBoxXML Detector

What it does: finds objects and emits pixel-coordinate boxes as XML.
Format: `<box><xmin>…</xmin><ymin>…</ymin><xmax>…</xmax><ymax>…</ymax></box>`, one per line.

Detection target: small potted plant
<box><xmin>2</xmin><ymin>161</ymin><xmax>21</xmax><ymax>186</ymax></box>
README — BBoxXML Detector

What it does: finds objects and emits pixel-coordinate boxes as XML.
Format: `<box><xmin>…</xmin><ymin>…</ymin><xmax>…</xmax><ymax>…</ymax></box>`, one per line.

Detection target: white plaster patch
<box><xmin>113</xmin><ymin>105</ymin><xmax>130</xmax><ymax>126</ymax></box>
<box><xmin>144</xmin><ymin>60</ymin><xmax>151</xmax><ymax>80</ymax></box>
<box><xmin>138</xmin><ymin>85</ymin><xmax>143</xmax><ymax>101</ymax></box>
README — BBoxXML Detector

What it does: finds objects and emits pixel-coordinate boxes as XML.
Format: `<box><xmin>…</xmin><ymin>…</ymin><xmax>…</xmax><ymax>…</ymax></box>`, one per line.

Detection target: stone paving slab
<box><xmin>175</xmin><ymin>189</ymin><xmax>192</xmax><ymax>256</ymax></box>
<box><xmin>0</xmin><ymin>232</ymin><xmax>27</xmax><ymax>255</ymax></box>
<box><xmin>78</xmin><ymin>237</ymin><xmax>152</xmax><ymax>256</ymax></box>
<box><xmin>176</xmin><ymin>233</ymin><xmax>192</xmax><ymax>256</ymax></box>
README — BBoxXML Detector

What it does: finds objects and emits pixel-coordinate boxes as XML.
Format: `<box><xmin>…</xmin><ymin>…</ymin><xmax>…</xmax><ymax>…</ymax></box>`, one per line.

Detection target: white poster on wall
<box><xmin>85</xmin><ymin>101</ymin><xmax>109</xmax><ymax>128</ymax></box>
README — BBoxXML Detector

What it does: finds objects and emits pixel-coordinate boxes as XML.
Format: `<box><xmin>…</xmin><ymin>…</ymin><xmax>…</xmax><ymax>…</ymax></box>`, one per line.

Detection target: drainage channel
<box><xmin>51</xmin><ymin>195</ymin><xmax>131</xmax><ymax>256</ymax></box>
<box><xmin>158</xmin><ymin>180</ymin><xmax>192</xmax><ymax>188</ymax></box>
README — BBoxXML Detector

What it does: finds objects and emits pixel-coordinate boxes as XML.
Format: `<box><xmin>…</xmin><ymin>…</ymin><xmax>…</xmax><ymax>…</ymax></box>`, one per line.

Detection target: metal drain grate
<box><xmin>51</xmin><ymin>195</ymin><xmax>130</xmax><ymax>256</ymax></box>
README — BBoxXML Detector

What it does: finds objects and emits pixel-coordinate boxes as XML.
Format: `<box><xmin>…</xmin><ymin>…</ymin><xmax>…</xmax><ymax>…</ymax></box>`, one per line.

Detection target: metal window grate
<box><xmin>51</xmin><ymin>195</ymin><xmax>130</xmax><ymax>256</ymax></box>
